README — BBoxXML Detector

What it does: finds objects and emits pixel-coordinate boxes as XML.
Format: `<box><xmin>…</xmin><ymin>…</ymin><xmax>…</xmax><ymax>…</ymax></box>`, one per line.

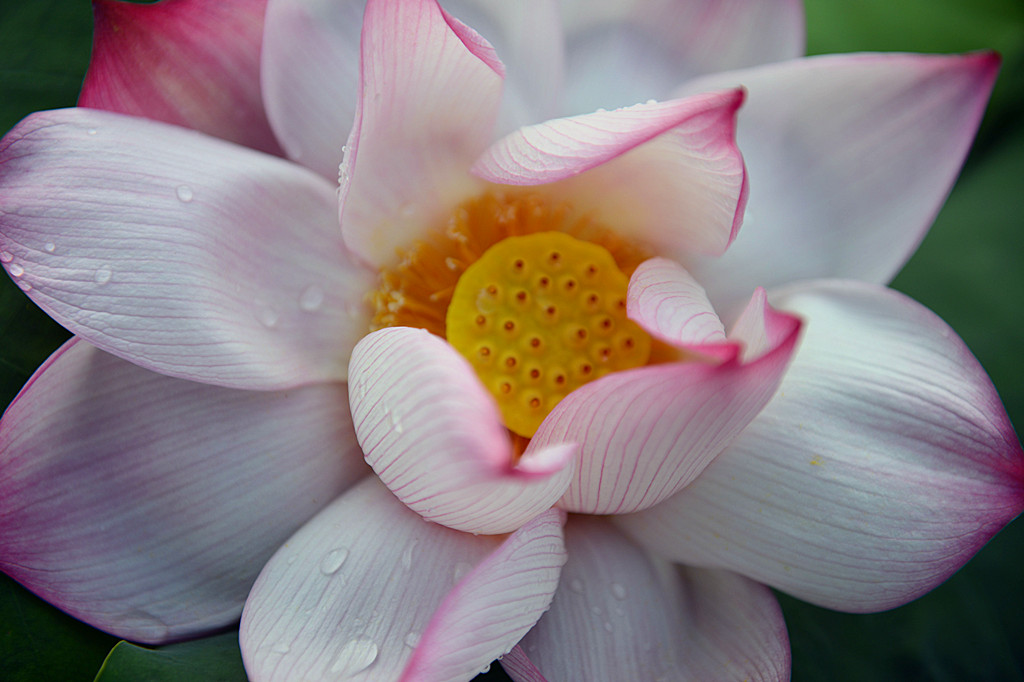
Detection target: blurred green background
<box><xmin>1</xmin><ymin>1</ymin><xmax>1022</xmax><ymax>680</ymax></box>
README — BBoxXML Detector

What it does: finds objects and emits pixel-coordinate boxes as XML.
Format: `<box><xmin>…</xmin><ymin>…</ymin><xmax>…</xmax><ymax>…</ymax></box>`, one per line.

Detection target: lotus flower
<box><xmin>1</xmin><ymin>0</ymin><xmax>1021</xmax><ymax>680</ymax></box>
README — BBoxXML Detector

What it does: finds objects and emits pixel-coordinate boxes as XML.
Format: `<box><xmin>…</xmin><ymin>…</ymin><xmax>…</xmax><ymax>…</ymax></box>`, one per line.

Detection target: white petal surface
<box><xmin>0</xmin><ymin>339</ymin><xmax>366</xmax><ymax>644</ymax></box>
<box><xmin>681</xmin><ymin>52</ymin><xmax>1000</xmax><ymax>316</ymax></box>
<box><xmin>618</xmin><ymin>281</ymin><xmax>1024</xmax><ymax>612</ymax></box>
<box><xmin>474</xmin><ymin>91</ymin><xmax>747</xmax><ymax>258</ymax></box>
<box><xmin>558</xmin><ymin>0</ymin><xmax>805</xmax><ymax>114</ymax></box>
<box><xmin>0</xmin><ymin>108</ymin><xmax>373</xmax><ymax>390</ymax></box>
<box><xmin>240</xmin><ymin>476</ymin><xmax>565</xmax><ymax>682</ymax></box>
<box><xmin>502</xmin><ymin>517</ymin><xmax>789</xmax><ymax>682</ymax></box>
<box><xmin>349</xmin><ymin>327</ymin><xmax>575</xmax><ymax>534</ymax></box>
<box><xmin>532</xmin><ymin>291</ymin><xmax>801</xmax><ymax>515</ymax></box>
<box><xmin>340</xmin><ymin>0</ymin><xmax>504</xmax><ymax>268</ymax></box>
<box><xmin>261</xmin><ymin>0</ymin><xmax>365</xmax><ymax>179</ymax></box>
<box><xmin>441</xmin><ymin>0</ymin><xmax>564</xmax><ymax>130</ymax></box>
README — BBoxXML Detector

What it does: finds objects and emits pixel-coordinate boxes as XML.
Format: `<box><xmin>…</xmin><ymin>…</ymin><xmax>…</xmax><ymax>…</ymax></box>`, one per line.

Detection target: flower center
<box><xmin>446</xmin><ymin>232</ymin><xmax>651</xmax><ymax>437</ymax></box>
<box><xmin>370</xmin><ymin>191</ymin><xmax>654</xmax><ymax>439</ymax></box>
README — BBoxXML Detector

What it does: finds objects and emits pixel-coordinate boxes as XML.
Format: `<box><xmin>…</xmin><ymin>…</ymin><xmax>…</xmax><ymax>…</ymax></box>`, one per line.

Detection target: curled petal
<box><xmin>240</xmin><ymin>476</ymin><xmax>565</xmax><ymax>682</ymax></box>
<box><xmin>81</xmin><ymin>0</ymin><xmax>281</xmax><ymax>155</ymax></box>
<box><xmin>0</xmin><ymin>339</ymin><xmax>366</xmax><ymax>643</ymax></box>
<box><xmin>532</xmin><ymin>290</ymin><xmax>801</xmax><ymax>515</ymax></box>
<box><xmin>474</xmin><ymin>90</ymin><xmax>747</xmax><ymax>257</ymax></box>
<box><xmin>682</xmin><ymin>52</ymin><xmax>1001</xmax><ymax>315</ymax></box>
<box><xmin>618</xmin><ymin>281</ymin><xmax>1024</xmax><ymax>612</ymax></box>
<box><xmin>558</xmin><ymin>0</ymin><xmax>804</xmax><ymax>113</ymax></box>
<box><xmin>349</xmin><ymin>328</ymin><xmax>575</xmax><ymax>534</ymax></box>
<box><xmin>0</xmin><ymin>108</ymin><xmax>373</xmax><ymax>390</ymax></box>
<box><xmin>341</xmin><ymin>0</ymin><xmax>504</xmax><ymax>268</ymax></box>
<box><xmin>502</xmin><ymin>517</ymin><xmax>789</xmax><ymax>682</ymax></box>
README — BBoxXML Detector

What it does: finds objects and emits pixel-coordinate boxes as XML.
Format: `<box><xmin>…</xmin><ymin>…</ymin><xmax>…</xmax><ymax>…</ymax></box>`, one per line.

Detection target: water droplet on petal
<box><xmin>603</xmin><ymin>621</ymin><xmax>613</xmax><ymax>633</ymax></box>
<box><xmin>399</xmin><ymin>202</ymin><xmax>416</xmax><ymax>218</ymax></box>
<box><xmin>568</xmin><ymin>578</ymin><xmax>584</xmax><ymax>594</ymax></box>
<box><xmin>611</xmin><ymin>582</ymin><xmax>627</xmax><ymax>600</ymax></box>
<box><xmin>94</xmin><ymin>265</ymin><xmax>113</xmax><ymax>285</ymax></box>
<box><xmin>87</xmin><ymin>128</ymin><xmax>97</xmax><ymax>136</ymax></box>
<box><xmin>176</xmin><ymin>185</ymin><xmax>194</xmax><ymax>203</ymax></box>
<box><xmin>257</xmin><ymin>307</ymin><xmax>279</xmax><ymax>328</ymax></box>
<box><xmin>403</xmin><ymin>632</ymin><xmax>420</xmax><ymax>648</ymax></box>
<box><xmin>330</xmin><ymin>637</ymin><xmax>378</xmax><ymax>676</ymax></box>
<box><xmin>453</xmin><ymin>561</ymin><xmax>473</xmax><ymax>583</ymax></box>
<box><xmin>271</xmin><ymin>641</ymin><xmax>291</xmax><ymax>654</ymax></box>
<box><xmin>0</xmin><ymin>251</ymin><xmax>12</xmax><ymax>263</ymax></box>
<box><xmin>478</xmin><ymin>663</ymin><xmax>491</xmax><ymax>674</ymax></box>
<box><xmin>17</xmin><ymin>281</ymin><xmax>31</xmax><ymax>292</ymax></box>
<box><xmin>400</xmin><ymin>541</ymin><xmax>417</xmax><ymax>571</ymax></box>
<box><xmin>44</xmin><ymin>242</ymin><xmax>55</xmax><ymax>253</ymax></box>
<box><xmin>320</xmin><ymin>547</ymin><xmax>349</xmax><ymax>575</ymax></box>
<box><xmin>299</xmin><ymin>284</ymin><xmax>324</xmax><ymax>312</ymax></box>
<box><xmin>9</xmin><ymin>263</ymin><xmax>24</xmax><ymax>277</ymax></box>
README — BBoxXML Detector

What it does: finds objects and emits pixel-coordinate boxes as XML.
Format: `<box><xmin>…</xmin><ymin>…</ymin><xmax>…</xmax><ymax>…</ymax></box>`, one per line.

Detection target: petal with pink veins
<box><xmin>681</xmin><ymin>52</ymin><xmax>1000</xmax><ymax>317</ymax></box>
<box><xmin>260</xmin><ymin>0</ymin><xmax>365</xmax><ymax>180</ymax></box>
<box><xmin>558</xmin><ymin>0</ymin><xmax>805</xmax><ymax>114</ymax></box>
<box><xmin>501</xmin><ymin>516</ymin><xmax>790</xmax><ymax>682</ymax></box>
<box><xmin>0</xmin><ymin>339</ymin><xmax>367</xmax><ymax>644</ymax></box>
<box><xmin>340</xmin><ymin>0</ymin><xmax>505</xmax><ymax>268</ymax></box>
<box><xmin>626</xmin><ymin>257</ymin><xmax>732</xmax><ymax>361</ymax></box>
<box><xmin>474</xmin><ymin>90</ymin><xmax>747</xmax><ymax>258</ymax></box>
<box><xmin>531</xmin><ymin>289</ymin><xmax>801</xmax><ymax>515</ymax></box>
<box><xmin>348</xmin><ymin>327</ymin><xmax>575</xmax><ymax>535</ymax></box>
<box><xmin>240</xmin><ymin>476</ymin><xmax>566</xmax><ymax>682</ymax></box>
<box><xmin>80</xmin><ymin>0</ymin><xmax>282</xmax><ymax>155</ymax></box>
<box><xmin>617</xmin><ymin>280</ymin><xmax>1024</xmax><ymax>612</ymax></box>
<box><xmin>0</xmin><ymin>108</ymin><xmax>374</xmax><ymax>390</ymax></box>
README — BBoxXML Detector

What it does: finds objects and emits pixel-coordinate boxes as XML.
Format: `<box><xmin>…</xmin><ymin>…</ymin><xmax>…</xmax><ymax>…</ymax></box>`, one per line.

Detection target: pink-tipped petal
<box><xmin>0</xmin><ymin>108</ymin><xmax>373</xmax><ymax>390</ymax></box>
<box><xmin>349</xmin><ymin>328</ymin><xmax>575</xmax><ymax>534</ymax></box>
<box><xmin>240</xmin><ymin>476</ymin><xmax>565</xmax><ymax>682</ymax></box>
<box><xmin>627</xmin><ymin>257</ymin><xmax>728</xmax><ymax>350</ymax></box>
<box><xmin>531</xmin><ymin>292</ymin><xmax>801</xmax><ymax>515</ymax></box>
<box><xmin>260</xmin><ymin>0</ymin><xmax>365</xmax><ymax>179</ymax></box>
<box><xmin>0</xmin><ymin>339</ymin><xmax>366</xmax><ymax>644</ymax></box>
<box><xmin>618</xmin><ymin>280</ymin><xmax>1024</xmax><ymax>612</ymax></box>
<box><xmin>558</xmin><ymin>0</ymin><xmax>804</xmax><ymax>114</ymax></box>
<box><xmin>474</xmin><ymin>90</ymin><xmax>747</xmax><ymax>257</ymax></box>
<box><xmin>682</xmin><ymin>52</ymin><xmax>1000</xmax><ymax>315</ymax></box>
<box><xmin>502</xmin><ymin>517</ymin><xmax>789</xmax><ymax>682</ymax></box>
<box><xmin>340</xmin><ymin>0</ymin><xmax>505</xmax><ymax>268</ymax></box>
<box><xmin>81</xmin><ymin>0</ymin><xmax>282</xmax><ymax>155</ymax></box>
<box><xmin>442</xmin><ymin>0</ymin><xmax>565</xmax><ymax>129</ymax></box>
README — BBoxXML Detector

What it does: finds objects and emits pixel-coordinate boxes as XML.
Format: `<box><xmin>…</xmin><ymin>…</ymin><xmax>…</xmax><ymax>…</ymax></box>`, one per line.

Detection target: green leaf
<box><xmin>0</xmin><ymin>574</ymin><xmax>117</xmax><ymax>682</ymax></box>
<box><xmin>93</xmin><ymin>632</ymin><xmax>248</xmax><ymax>682</ymax></box>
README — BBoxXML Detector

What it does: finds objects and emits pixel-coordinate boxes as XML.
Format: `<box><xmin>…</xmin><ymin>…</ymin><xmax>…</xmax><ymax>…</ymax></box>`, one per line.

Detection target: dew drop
<box><xmin>271</xmin><ymin>641</ymin><xmax>291</xmax><ymax>654</ymax></box>
<box><xmin>94</xmin><ymin>265</ymin><xmax>112</xmax><ymax>284</ymax></box>
<box><xmin>43</xmin><ymin>242</ymin><xmax>55</xmax><ymax>253</ymax></box>
<box><xmin>9</xmin><ymin>263</ymin><xmax>24</xmax><ymax>277</ymax></box>
<box><xmin>298</xmin><ymin>284</ymin><xmax>325</xmax><ymax>312</ymax></box>
<box><xmin>0</xmin><ymin>251</ymin><xmax>12</xmax><ymax>263</ymax></box>
<box><xmin>330</xmin><ymin>637</ymin><xmax>379</xmax><ymax>676</ymax></box>
<box><xmin>320</xmin><ymin>547</ymin><xmax>349</xmax><ymax>575</ymax></box>
<box><xmin>478</xmin><ymin>663</ymin><xmax>492</xmax><ymax>674</ymax></box>
<box><xmin>175</xmin><ymin>185</ymin><xmax>194</xmax><ymax>203</ymax></box>
<box><xmin>603</xmin><ymin>621</ymin><xmax>613</xmax><ymax>633</ymax></box>
<box><xmin>258</xmin><ymin>306</ymin><xmax>279</xmax><ymax>328</ymax></box>
<box><xmin>403</xmin><ymin>632</ymin><xmax>421</xmax><ymax>648</ymax></box>
<box><xmin>401</xmin><ymin>541</ymin><xmax>417</xmax><ymax>571</ymax></box>
<box><xmin>645</xmin><ymin>99</ymin><xmax>658</xmax><ymax>105</ymax></box>
<box><xmin>87</xmin><ymin>128</ymin><xmax>98</xmax><ymax>136</ymax></box>
<box><xmin>568</xmin><ymin>578</ymin><xmax>584</xmax><ymax>594</ymax></box>
<box><xmin>611</xmin><ymin>582</ymin><xmax>627</xmax><ymax>600</ymax></box>
<box><xmin>16</xmin><ymin>281</ymin><xmax>31</xmax><ymax>292</ymax></box>
<box><xmin>453</xmin><ymin>561</ymin><xmax>473</xmax><ymax>583</ymax></box>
